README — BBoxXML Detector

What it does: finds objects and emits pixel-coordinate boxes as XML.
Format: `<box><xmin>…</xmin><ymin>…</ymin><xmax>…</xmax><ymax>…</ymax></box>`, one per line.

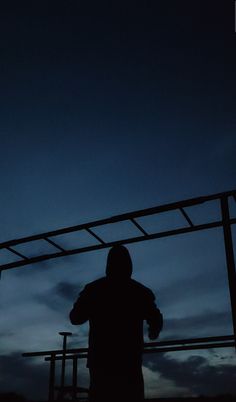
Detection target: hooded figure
<box><xmin>70</xmin><ymin>245</ymin><xmax>163</xmax><ymax>402</ymax></box>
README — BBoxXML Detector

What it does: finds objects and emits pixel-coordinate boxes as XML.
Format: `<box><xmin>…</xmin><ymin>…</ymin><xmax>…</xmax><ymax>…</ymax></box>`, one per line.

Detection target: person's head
<box><xmin>106</xmin><ymin>245</ymin><xmax>133</xmax><ymax>280</ymax></box>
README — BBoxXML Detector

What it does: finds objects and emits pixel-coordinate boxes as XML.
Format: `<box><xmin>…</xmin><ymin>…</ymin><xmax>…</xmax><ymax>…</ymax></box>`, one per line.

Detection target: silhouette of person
<box><xmin>69</xmin><ymin>245</ymin><xmax>163</xmax><ymax>402</ymax></box>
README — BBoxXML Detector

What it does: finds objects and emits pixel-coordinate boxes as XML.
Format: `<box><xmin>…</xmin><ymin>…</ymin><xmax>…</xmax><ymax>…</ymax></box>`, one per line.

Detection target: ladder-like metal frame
<box><xmin>13</xmin><ymin>189</ymin><xmax>236</xmax><ymax>400</ymax></box>
<box><xmin>0</xmin><ymin>189</ymin><xmax>235</xmax><ymax>271</ymax></box>
<box><xmin>1</xmin><ymin>189</ymin><xmax>236</xmax><ymax>342</ymax></box>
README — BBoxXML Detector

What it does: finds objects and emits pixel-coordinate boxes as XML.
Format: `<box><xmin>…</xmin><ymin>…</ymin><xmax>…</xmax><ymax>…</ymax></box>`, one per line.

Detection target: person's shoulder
<box><xmin>84</xmin><ymin>277</ymin><xmax>107</xmax><ymax>291</ymax></box>
<box><xmin>130</xmin><ymin>279</ymin><xmax>155</xmax><ymax>298</ymax></box>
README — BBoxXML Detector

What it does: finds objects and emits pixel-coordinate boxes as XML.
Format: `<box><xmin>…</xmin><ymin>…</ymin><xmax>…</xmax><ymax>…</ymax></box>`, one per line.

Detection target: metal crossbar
<box><xmin>1</xmin><ymin>189</ymin><xmax>236</xmax><ymax>341</ymax></box>
<box><xmin>2</xmin><ymin>188</ymin><xmax>232</xmax><ymax>402</ymax></box>
<box><xmin>22</xmin><ymin>335</ymin><xmax>236</xmax><ymax>402</ymax></box>
<box><xmin>2</xmin><ymin>189</ymin><xmax>236</xmax><ymax>354</ymax></box>
<box><xmin>22</xmin><ymin>335</ymin><xmax>235</xmax><ymax>359</ymax></box>
<box><xmin>0</xmin><ymin>189</ymin><xmax>236</xmax><ymax>271</ymax></box>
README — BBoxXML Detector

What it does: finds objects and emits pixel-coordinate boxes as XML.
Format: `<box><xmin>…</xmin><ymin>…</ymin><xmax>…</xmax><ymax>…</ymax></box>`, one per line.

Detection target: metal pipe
<box><xmin>144</xmin><ymin>342</ymin><xmax>236</xmax><ymax>354</ymax></box>
<box><xmin>59</xmin><ymin>332</ymin><xmax>72</xmax><ymax>391</ymax></box>
<box><xmin>3</xmin><ymin>218</ymin><xmax>236</xmax><ymax>271</ymax></box>
<box><xmin>221</xmin><ymin>196</ymin><xmax>236</xmax><ymax>350</ymax></box>
<box><xmin>1</xmin><ymin>189</ymin><xmax>236</xmax><ymax>250</ymax></box>
<box><xmin>24</xmin><ymin>334</ymin><xmax>235</xmax><ymax>358</ymax></box>
<box><xmin>72</xmin><ymin>356</ymin><xmax>78</xmax><ymax>400</ymax></box>
<box><xmin>48</xmin><ymin>353</ymin><xmax>55</xmax><ymax>402</ymax></box>
<box><xmin>44</xmin><ymin>340</ymin><xmax>235</xmax><ymax>361</ymax></box>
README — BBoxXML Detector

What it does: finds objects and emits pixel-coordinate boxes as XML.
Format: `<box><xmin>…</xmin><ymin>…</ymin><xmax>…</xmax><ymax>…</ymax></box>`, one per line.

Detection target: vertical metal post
<box><xmin>48</xmin><ymin>353</ymin><xmax>55</xmax><ymax>402</ymax></box>
<box><xmin>221</xmin><ymin>196</ymin><xmax>236</xmax><ymax>348</ymax></box>
<box><xmin>61</xmin><ymin>336</ymin><xmax>66</xmax><ymax>390</ymax></box>
<box><xmin>59</xmin><ymin>332</ymin><xmax>72</xmax><ymax>391</ymax></box>
<box><xmin>72</xmin><ymin>356</ymin><xmax>78</xmax><ymax>400</ymax></box>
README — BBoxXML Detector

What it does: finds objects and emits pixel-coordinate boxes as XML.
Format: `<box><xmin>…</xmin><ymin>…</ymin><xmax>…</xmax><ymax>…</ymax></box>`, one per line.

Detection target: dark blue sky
<box><xmin>0</xmin><ymin>2</ymin><xmax>236</xmax><ymax>400</ymax></box>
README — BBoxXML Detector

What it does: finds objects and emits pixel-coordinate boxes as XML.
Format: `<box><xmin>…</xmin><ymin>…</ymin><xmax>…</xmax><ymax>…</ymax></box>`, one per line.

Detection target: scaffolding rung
<box><xmin>2</xmin><ymin>218</ymin><xmax>236</xmax><ymax>271</ymax></box>
<box><xmin>1</xmin><ymin>190</ymin><xmax>236</xmax><ymax>271</ymax></box>
<box><xmin>44</xmin><ymin>238</ymin><xmax>65</xmax><ymax>252</ymax></box>
<box><xmin>179</xmin><ymin>207</ymin><xmax>194</xmax><ymax>227</ymax></box>
<box><xmin>1</xmin><ymin>189</ymin><xmax>235</xmax><ymax>251</ymax></box>
<box><xmin>6</xmin><ymin>247</ymin><xmax>28</xmax><ymax>260</ymax></box>
<box><xmin>45</xmin><ymin>354</ymin><xmax>87</xmax><ymax>361</ymax></box>
<box><xmin>130</xmin><ymin>218</ymin><xmax>148</xmax><ymax>236</ymax></box>
<box><xmin>85</xmin><ymin>228</ymin><xmax>106</xmax><ymax>244</ymax></box>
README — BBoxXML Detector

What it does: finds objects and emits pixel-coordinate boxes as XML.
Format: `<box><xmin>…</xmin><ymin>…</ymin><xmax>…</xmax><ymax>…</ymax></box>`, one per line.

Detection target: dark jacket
<box><xmin>70</xmin><ymin>277</ymin><xmax>163</xmax><ymax>370</ymax></box>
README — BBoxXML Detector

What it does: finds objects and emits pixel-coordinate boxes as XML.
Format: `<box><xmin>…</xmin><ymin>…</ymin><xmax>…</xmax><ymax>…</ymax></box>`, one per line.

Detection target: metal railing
<box><xmin>2</xmin><ymin>190</ymin><xmax>235</xmax><ymax>399</ymax></box>
<box><xmin>1</xmin><ymin>189</ymin><xmax>236</xmax><ymax>271</ymax></box>
<box><xmin>2</xmin><ymin>189</ymin><xmax>236</xmax><ymax>347</ymax></box>
<box><xmin>22</xmin><ymin>333</ymin><xmax>235</xmax><ymax>401</ymax></box>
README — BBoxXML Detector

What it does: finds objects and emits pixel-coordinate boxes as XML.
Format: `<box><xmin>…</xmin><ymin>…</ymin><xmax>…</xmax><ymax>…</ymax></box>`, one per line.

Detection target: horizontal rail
<box><xmin>144</xmin><ymin>334</ymin><xmax>235</xmax><ymax>347</ymax></box>
<box><xmin>22</xmin><ymin>347</ymin><xmax>88</xmax><ymax>357</ymax></box>
<box><xmin>1</xmin><ymin>189</ymin><xmax>235</xmax><ymax>271</ymax></box>
<box><xmin>2</xmin><ymin>218</ymin><xmax>236</xmax><ymax>271</ymax></box>
<box><xmin>22</xmin><ymin>335</ymin><xmax>235</xmax><ymax>358</ymax></box>
<box><xmin>145</xmin><ymin>342</ymin><xmax>235</xmax><ymax>353</ymax></box>
<box><xmin>45</xmin><ymin>354</ymin><xmax>88</xmax><ymax>361</ymax></box>
<box><xmin>43</xmin><ymin>341</ymin><xmax>235</xmax><ymax>360</ymax></box>
<box><xmin>1</xmin><ymin>189</ymin><xmax>236</xmax><ymax>250</ymax></box>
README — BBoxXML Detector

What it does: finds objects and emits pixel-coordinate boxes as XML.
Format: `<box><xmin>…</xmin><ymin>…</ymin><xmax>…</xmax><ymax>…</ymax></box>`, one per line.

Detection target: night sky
<box><xmin>0</xmin><ymin>2</ymin><xmax>236</xmax><ymax>400</ymax></box>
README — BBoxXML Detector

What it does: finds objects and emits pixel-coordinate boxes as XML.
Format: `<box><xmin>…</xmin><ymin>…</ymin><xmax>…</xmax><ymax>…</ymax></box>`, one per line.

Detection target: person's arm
<box><xmin>145</xmin><ymin>290</ymin><xmax>163</xmax><ymax>340</ymax></box>
<box><xmin>69</xmin><ymin>285</ymin><xmax>91</xmax><ymax>325</ymax></box>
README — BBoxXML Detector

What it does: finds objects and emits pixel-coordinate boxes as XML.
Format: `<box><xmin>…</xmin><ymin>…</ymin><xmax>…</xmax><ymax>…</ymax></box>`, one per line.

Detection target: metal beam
<box><xmin>144</xmin><ymin>342</ymin><xmax>235</xmax><ymax>353</ymax></box>
<box><xmin>1</xmin><ymin>189</ymin><xmax>235</xmax><ymax>272</ymax></box>
<box><xmin>221</xmin><ymin>196</ymin><xmax>236</xmax><ymax>348</ymax></box>
<box><xmin>85</xmin><ymin>228</ymin><xmax>106</xmax><ymax>244</ymax></box>
<box><xmin>39</xmin><ymin>343</ymin><xmax>236</xmax><ymax>363</ymax></box>
<box><xmin>23</xmin><ymin>334</ymin><xmax>235</xmax><ymax>358</ymax></box>
<box><xmin>45</xmin><ymin>354</ymin><xmax>88</xmax><ymax>361</ymax></box>
<box><xmin>179</xmin><ymin>207</ymin><xmax>194</xmax><ymax>227</ymax></box>
<box><xmin>22</xmin><ymin>347</ymin><xmax>88</xmax><ymax>357</ymax></box>
<box><xmin>144</xmin><ymin>334</ymin><xmax>235</xmax><ymax>348</ymax></box>
<box><xmin>72</xmin><ymin>356</ymin><xmax>78</xmax><ymax>400</ymax></box>
<box><xmin>2</xmin><ymin>218</ymin><xmax>236</xmax><ymax>271</ymax></box>
<box><xmin>48</xmin><ymin>353</ymin><xmax>56</xmax><ymax>402</ymax></box>
<box><xmin>130</xmin><ymin>218</ymin><xmax>149</xmax><ymax>235</ymax></box>
<box><xmin>1</xmin><ymin>189</ymin><xmax>236</xmax><ymax>250</ymax></box>
<box><xmin>44</xmin><ymin>238</ymin><xmax>65</xmax><ymax>252</ymax></box>
<box><xmin>6</xmin><ymin>247</ymin><xmax>28</xmax><ymax>260</ymax></box>
<box><xmin>44</xmin><ymin>339</ymin><xmax>236</xmax><ymax>360</ymax></box>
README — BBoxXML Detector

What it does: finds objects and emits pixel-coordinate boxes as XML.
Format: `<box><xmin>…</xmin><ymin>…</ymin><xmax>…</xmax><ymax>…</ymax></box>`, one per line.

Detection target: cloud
<box><xmin>2</xmin><ymin>350</ymin><xmax>236</xmax><ymax>401</ymax></box>
<box><xmin>54</xmin><ymin>281</ymin><xmax>81</xmax><ymax>301</ymax></box>
<box><xmin>0</xmin><ymin>353</ymin><xmax>48</xmax><ymax>400</ymax></box>
<box><xmin>156</xmin><ymin>269</ymin><xmax>229</xmax><ymax>311</ymax></box>
<box><xmin>144</xmin><ymin>352</ymin><xmax>236</xmax><ymax>397</ymax></box>
<box><xmin>0</xmin><ymin>351</ymin><xmax>89</xmax><ymax>401</ymax></box>
<box><xmin>162</xmin><ymin>310</ymin><xmax>233</xmax><ymax>339</ymax></box>
<box><xmin>143</xmin><ymin>309</ymin><xmax>233</xmax><ymax>342</ymax></box>
<box><xmin>34</xmin><ymin>281</ymin><xmax>83</xmax><ymax>312</ymax></box>
<box><xmin>143</xmin><ymin>365</ymin><xmax>190</xmax><ymax>398</ymax></box>
<box><xmin>0</xmin><ymin>331</ymin><xmax>15</xmax><ymax>338</ymax></box>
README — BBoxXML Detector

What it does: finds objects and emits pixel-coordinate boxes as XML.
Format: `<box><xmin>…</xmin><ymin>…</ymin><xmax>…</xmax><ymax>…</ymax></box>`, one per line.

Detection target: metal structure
<box><xmin>1</xmin><ymin>189</ymin><xmax>236</xmax><ymax>335</ymax></box>
<box><xmin>1</xmin><ymin>189</ymin><xmax>236</xmax><ymax>399</ymax></box>
<box><xmin>23</xmin><ymin>334</ymin><xmax>235</xmax><ymax>401</ymax></box>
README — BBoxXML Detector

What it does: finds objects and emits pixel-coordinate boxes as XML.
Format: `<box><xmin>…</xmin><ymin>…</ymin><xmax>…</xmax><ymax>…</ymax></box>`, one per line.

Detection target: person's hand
<box><xmin>148</xmin><ymin>328</ymin><xmax>160</xmax><ymax>340</ymax></box>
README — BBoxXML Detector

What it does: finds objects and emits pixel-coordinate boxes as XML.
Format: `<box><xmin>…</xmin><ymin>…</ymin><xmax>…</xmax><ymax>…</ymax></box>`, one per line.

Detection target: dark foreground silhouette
<box><xmin>1</xmin><ymin>393</ymin><xmax>236</xmax><ymax>402</ymax></box>
<box><xmin>0</xmin><ymin>393</ymin><xmax>26</xmax><ymax>402</ymax></box>
<box><xmin>70</xmin><ymin>245</ymin><xmax>163</xmax><ymax>402</ymax></box>
<box><xmin>2</xmin><ymin>395</ymin><xmax>236</xmax><ymax>402</ymax></box>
